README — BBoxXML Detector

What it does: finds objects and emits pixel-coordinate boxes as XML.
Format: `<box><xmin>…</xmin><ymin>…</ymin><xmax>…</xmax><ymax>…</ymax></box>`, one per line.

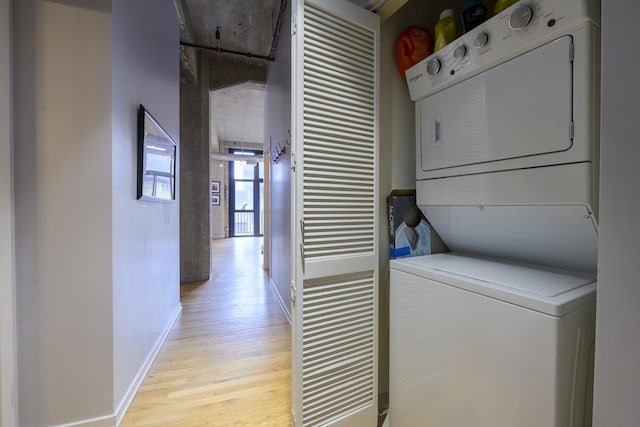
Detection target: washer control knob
<box><xmin>453</xmin><ymin>44</ymin><xmax>467</xmax><ymax>59</ymax></box>
<box><xmin>509</xmin><ymin>6</ymin><xmax>534</xmax><ymax>29</ymax></box>
<box><xmin>426</xmin><ymin>58</ymin><xmax>441</xmax><ymax>75</ymax></box>
<box><xmin>474</xmin><ymin>32</ymin><xmax>489</xmax><ymax>48</ymax></box>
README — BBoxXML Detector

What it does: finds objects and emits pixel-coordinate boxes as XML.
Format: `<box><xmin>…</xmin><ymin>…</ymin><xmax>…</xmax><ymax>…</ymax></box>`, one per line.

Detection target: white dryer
<box><xmin>406</xmin><ymin>0</ymin><xmax>600</xmax><ymax>273</ymax></box>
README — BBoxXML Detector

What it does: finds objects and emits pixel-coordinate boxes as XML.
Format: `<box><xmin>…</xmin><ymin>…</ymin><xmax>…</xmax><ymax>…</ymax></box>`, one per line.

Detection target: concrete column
<box><xmin>180</xmin><ymin>52</ymin><xmax>211</xmax><ymax>282</ymax></box>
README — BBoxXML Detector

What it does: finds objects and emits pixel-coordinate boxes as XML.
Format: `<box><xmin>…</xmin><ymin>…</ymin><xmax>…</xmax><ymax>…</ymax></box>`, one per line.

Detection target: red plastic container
<box><xmin>395</xmin><ymin>26</ymin><xmax>433</xmax><ymax>81</ymax></box>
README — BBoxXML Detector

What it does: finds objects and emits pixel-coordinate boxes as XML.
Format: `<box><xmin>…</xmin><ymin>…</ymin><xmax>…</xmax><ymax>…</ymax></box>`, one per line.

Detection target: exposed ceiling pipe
<box><xmin>268</xmin><ymin>0</ymin><xmax>288</xmax><ymax>61</ymax></box>
<box><xmin>180</xmin><ymin>40</ymin><xmax>272</xmax><ymax>62</ymax></box>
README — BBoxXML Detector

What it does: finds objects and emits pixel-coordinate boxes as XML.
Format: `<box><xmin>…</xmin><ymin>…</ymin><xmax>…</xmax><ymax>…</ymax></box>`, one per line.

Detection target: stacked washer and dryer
<box><xmin>389</xmin><ymin>1</ymin><xmax>600</xmax><ymax>426</ymax></box>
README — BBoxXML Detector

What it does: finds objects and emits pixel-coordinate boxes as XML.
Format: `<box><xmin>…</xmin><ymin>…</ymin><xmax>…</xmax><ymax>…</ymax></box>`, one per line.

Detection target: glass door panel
<box><xmin>234</xmin><ymin>180</ymin><xmax>254</xmax><ymax>236</ymax></box>
<box><xmin>228</xmin><ymin>149</ymin><xmax>264</xmax><ymax>237</ymax></box>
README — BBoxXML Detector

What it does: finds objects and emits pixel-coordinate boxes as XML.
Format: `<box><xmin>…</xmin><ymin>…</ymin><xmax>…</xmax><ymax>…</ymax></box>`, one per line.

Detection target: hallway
<box><xmin>121</xmin><ymin>237</ymin><xmax>291</xmax><ymax>426</ymax></box>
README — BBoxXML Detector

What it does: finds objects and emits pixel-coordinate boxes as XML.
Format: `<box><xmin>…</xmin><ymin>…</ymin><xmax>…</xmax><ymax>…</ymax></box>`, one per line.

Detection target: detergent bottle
<box><xmin>394</xmin><ymin>26</ymin><xmax>433</xmax><ymax>81</ymax></box>
<box><xmin>461</xmin><ymin>0</ymin><xmax>488</xmax><ymax>33</ymax></box>
<box><xmin>494</xmin><ymin>0</ymin><xmax>519</xmax><ymax>14</ymax></box>
<box><xmin>434</xmin><ymin>9</ymin><xmax>457</xmax><ymax>52</ymax></box>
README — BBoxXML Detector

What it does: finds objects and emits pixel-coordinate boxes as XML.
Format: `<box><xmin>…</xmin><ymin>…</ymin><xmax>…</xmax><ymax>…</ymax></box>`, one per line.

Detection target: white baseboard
<box><xmin>269</xmin><ymin>278</ymin><xmax>291</xmax><ymax>325</ymax></box>
<box><xmin>51</xmin><ymin>303</ymin><xmax>182</xmax><ymax>427</ymax></box>
<box><xmin>114</xmin><ymin>303</ymin><xmax>182</xmax><ymax>425</ymax></box>
<box><xmin>53</xmin><ymin>414</ymin><xmax>116</xmax><ymax>427</ymax></box>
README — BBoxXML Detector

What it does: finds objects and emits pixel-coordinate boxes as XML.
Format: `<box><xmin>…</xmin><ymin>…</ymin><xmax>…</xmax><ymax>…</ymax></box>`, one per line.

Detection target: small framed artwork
<box><xmin>137</xmin><ymin>104</ymin><xmax>177</xmax><ymax>202</ymax></box>
<box><xmin>211</xmin><ymin>194</ymin><xmax>220</xmax><ymax>205</ymax></box>
<box><xmin>211</xmin><ymin>181</ymin><xmax>220</xmax><ymax>193</ymax></box>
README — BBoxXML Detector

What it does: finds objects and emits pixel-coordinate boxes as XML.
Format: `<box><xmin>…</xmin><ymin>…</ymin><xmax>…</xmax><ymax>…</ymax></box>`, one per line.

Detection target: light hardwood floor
<box><xmin>121</xmin><ymin>237</ymin><xmax>291</xmax><ymax>426</ymax></box>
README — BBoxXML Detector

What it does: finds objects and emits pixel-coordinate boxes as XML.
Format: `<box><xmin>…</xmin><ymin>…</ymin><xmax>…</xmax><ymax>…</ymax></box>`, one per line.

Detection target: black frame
<box><xmin>229</xmin><ymin>149</ymin><xmax>263</xmax><ymax>237</ymax></box>
<box><xmin>137</xmin><ymin>105</ymin><xmax>177</xmax><ymax>202</ymax></box>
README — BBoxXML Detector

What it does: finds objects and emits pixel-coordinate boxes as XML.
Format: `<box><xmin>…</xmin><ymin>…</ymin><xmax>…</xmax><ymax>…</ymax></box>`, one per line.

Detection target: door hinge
<box><xmin>292</xmin><ymin>15</ymin><xmax>297</xmax><ymax>36</ymax></box>
<box><xmin>290</xmin><ymin>280</ymin><xmax>297</xmax><ymax>306</ymax></box>
<box><xmin>569</xmin><ymin>42</ymin><xmax>574</xmax><ymax>62</ymax></box>
<box><xmin>291</xmin><ymin>155</ymin><xmax>296</xmax><ymax>172</ymax></box>
<box><xmin>570</xmin><ymin>121</ymin><xmax>574</xmax><ymax>139</ymax></box>
<box><xmin>300</xmin><ymin>220</ymin><xmax>305</xmax><ymax>243</ymax></box>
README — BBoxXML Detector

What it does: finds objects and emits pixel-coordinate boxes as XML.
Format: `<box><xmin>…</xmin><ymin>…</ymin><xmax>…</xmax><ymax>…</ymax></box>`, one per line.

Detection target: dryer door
<box><xmin>418</xmin><ymin>35</ymin><xmax>574</xmax><ymax>178</ymax></box>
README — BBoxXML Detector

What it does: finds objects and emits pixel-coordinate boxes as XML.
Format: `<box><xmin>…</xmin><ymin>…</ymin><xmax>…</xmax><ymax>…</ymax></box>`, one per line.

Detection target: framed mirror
<box><xmin>137</xmin><ymin>105</ymin><xmax>177</xmax><ymax>202</ymax></box>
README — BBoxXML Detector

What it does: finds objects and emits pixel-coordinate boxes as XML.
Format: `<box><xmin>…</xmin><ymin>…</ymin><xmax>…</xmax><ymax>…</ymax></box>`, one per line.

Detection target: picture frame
<box><xmin>211</xmin><ymin>181</ymin><xmax>220</xmax><ymax>193</ymax></box>
<box><xmin>211</xmin><ymin>194</ymin><xmax>220</xmax><ymax>205</ymax></box>
<box><xmin>137</xmin><ymin>104</ymin><xmax>177</xmax><ymax>202</ymax></box>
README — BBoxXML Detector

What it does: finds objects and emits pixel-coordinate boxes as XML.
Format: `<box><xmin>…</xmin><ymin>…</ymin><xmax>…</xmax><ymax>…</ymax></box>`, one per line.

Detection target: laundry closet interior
<box><xmin>382</xmin><ymin>1</ymin><xmax>600</xmax><ymax>426</ymax></box>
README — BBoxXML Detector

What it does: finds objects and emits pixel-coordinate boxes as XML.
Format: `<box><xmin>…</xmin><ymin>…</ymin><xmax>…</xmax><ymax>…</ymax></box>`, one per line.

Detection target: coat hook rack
<box><xmin>271</xmin><ymin>139</ymin><xmax>287</xmax><ymax>164</ymax></box>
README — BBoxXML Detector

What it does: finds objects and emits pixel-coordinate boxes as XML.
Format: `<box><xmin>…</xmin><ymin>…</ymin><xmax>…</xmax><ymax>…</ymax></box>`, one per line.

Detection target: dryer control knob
<box><xmin>509</xmin><ymin>6</ymin><xmax>534</xmax><ymax>29</ymax></box>
<box><xmin>453</xmin><ymin>44</ymin><xmax>467</xmax><ymax>59</ymax></box>
<box><xmin>474</xmin><ymin>32</ymin><xmax>489</xmax><ymax>48</ymax></box>
<box><xmin>426</xmin><ymin>58</ymin><xmax>441</xmax><ymax>75</ymax></box>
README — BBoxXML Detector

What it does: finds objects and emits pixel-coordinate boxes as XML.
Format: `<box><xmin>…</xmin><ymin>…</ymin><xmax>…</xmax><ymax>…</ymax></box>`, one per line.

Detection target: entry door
<box><xmin>229</xmin><ymin>149</ymin><xmax>264</xmax><ymax>237</ymax></box>
<box><xmin>291</xmin><ymin>1</ymin><xmax>379</xmax><ymax>426</ymax></box>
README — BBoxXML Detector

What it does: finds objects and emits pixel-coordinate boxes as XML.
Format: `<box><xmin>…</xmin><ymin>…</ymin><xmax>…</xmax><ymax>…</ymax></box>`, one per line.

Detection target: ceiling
<box><xmin>180</xmin><ymin>0</ymin><xmax>283</xmax><ymax>59</ymax></box>
<box><xmin>209</xmin><ymin>81</ymin><xmax>266</xmax><ymax>148</ymax></box>
<box><xmin>176</xmin><ymin>0</ymin><xmax>398</xmax><ymax>62</ymax></box>
<box><xmin>175</xmin><ymin>0</ymin><xmax>401</xmax><ymax>154</ymax></box>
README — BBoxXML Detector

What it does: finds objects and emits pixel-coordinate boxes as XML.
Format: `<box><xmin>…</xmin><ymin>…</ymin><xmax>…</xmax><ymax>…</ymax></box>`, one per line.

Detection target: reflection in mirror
<box><xmin>137</xmin><ymin>105</ymin><xmax>177</xmax><ymax>202</ymax></box>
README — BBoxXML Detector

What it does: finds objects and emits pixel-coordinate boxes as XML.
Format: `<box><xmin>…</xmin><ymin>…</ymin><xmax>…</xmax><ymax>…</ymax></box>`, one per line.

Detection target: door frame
<box><xmin>228</xmin><ymin>148</ymin><xmax>264</xmax><ymax>237</ymax></box>
<box><xmin>0</xmin><ymin>0</ymin><xmax>18</xmax><ymax>424</ymax></box>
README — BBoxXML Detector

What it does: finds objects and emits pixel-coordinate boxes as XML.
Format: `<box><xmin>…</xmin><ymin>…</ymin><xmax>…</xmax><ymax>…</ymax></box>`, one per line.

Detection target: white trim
<box><xmin>52</xmin><ymin>414</ymin><xmax>116</xmax><ymax>427</ymax></box>
<box><xmin>48</xmin><ymin>304</ymin><xmax>182</xmax><ymax>427</ymax></box>
<box><xmin>270</xmin><ymin>278</ymin><xmax>291</xmax><ymax>325</ymax></box>
<box><xmin>114</xmin><ymin>303</ymin><xmax>182</xmax><ymax>426</ymax></box>
<box><xmin>375</xmin><ymin>0</ymin><xmax>407</xmax><ymax>21</ymax></box>
<box><xmin>0</xmin><ymin>0</ymin><xmax>17</xmax><ymax>424</ymax></box>
<box><xmin>263</xmin><ymin>151</ymin><xmax>271</xmax><ymax>271</ymax></box>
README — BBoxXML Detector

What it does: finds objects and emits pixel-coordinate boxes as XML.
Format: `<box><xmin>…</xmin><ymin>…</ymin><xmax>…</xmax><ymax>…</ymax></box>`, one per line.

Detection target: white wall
<box><xmin>13</xmin><ymin>1</ymin><xmax>114</xmax><ymax>425</ymax></box>
<box><xmin>592</xmin><ymin>1</ymin><xmax>640</xmax><ymax>425</ymax></box>
<box><xmin>210</xmin><ymin>159</ymin><xmax>228</xmax><ymax>239</ymax></box>
<box><xmin>13</xmin><ymin>1</ymin><xmax>180</xmax><ymax>425</ymax></box>
<box><xmin>378</xmin><ymin>0</ymin><xmax>452</xmax><ymax>395</ymax></box>
<box><xmin>264</xmin><ymin>0</ymin><xmax>292</xmax><ymax>320</ymax></box>
<box><xmin>380</xmin><ymin>0</ymin><xmax>461</xmax><ymax>192</ymax></box>
<box><xmin>0</xmin><ymin>0</ymin><xmax>17</xmax><ymax>425</ymax></box>
<box><xmin>209</xmin><ymin>99</ymin><xmax>227</xmax><ymax>240</ymax></box>
<box><xmin>111</xmin><ymin>0</ymin><xmax>181</xmax><ymax>418</ymax></box>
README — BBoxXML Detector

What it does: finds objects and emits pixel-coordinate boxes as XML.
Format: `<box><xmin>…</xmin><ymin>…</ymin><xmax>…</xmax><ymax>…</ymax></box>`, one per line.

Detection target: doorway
<box><xmin>228</xmin><ymin>148</ymin><xmax>264</xmax><ymax>237</ymax></box>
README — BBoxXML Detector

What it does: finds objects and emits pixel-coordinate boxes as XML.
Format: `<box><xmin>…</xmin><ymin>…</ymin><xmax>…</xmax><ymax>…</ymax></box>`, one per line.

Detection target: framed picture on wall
<box><xmin>211</xmin><ymin>181</ymin><xmax>220</xmax><ymax>193</ymax></box>
<box><xmin>136</xmin><ymin>104</ymin><xmax>177</xmax><ymax>202</ymax></box>
<box><xmin>211</xmin><ymin>194</ymin><xmax>220</xmax><ymax>205</ymax></box>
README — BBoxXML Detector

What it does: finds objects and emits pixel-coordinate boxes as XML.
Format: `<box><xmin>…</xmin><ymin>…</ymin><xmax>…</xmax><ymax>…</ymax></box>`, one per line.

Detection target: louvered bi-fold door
<box><xmin>291</xmin><ymin>1</ymin><xmax>379</xmax><ymax>426</ymax></box>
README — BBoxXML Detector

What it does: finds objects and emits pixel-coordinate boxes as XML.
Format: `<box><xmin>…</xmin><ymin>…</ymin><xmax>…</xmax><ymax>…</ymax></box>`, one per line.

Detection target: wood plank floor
<box><xmin>121</xmin><ymin>237</ymin><xmax>291</xmax><ymax>426</ymax></box>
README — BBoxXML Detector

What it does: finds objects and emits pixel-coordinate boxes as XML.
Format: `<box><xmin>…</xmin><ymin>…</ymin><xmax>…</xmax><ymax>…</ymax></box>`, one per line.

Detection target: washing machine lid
<box><xmin>390</xmin><ymin>253</ymin><xmax>596</xmax><ymax>317</ymax></box>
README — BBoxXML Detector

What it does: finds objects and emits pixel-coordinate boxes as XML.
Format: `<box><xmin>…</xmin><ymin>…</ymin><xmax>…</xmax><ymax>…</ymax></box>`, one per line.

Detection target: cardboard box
<box><xmin>387</xmin><ymin>190</ymin><xmax>432</xmax><ymax>259</ymax></box>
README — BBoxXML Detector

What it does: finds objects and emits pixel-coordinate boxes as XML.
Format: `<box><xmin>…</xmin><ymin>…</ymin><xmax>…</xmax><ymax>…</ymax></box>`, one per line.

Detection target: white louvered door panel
<box><xmin>291</xmin><ymin>1</ymin><xmax>379</xmax><ymax>426</ymax></box>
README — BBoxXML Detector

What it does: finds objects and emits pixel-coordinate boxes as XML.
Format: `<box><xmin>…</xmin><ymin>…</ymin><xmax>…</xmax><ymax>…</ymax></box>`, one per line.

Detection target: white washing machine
<box><xmin>389</xmin><ymin>0</ymin><xmax>600</xmax><ymax>426</ymax></box>
<box><xmin>389</xmin><ymin>254</ymin><xmax>596</xmax><ymax>427</ymax></box>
